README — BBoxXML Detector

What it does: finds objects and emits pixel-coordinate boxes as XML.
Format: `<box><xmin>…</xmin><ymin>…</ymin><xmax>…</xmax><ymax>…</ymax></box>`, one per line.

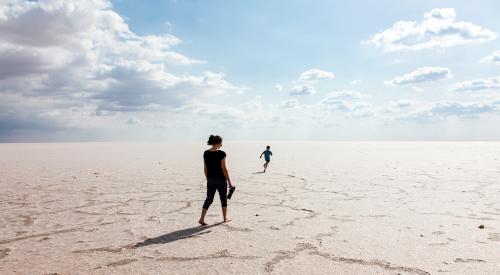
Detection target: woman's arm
<box><xmin>259</xmin><ymin>152</ymin><xmax>263</xmax><ymax>158</ymax></box>
<box><xmin>204</xmin><ymin>163</ymin><xmax>208</xmax><ymax>180</ymax></box>
<box><xmin>221</xmin><ymin>158</ymin><xmax>233</xmax><ymax>188</ymax></box>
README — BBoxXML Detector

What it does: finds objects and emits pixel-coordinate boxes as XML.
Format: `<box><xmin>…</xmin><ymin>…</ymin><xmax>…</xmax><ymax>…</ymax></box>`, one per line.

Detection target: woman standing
<box><xmin>199</xmin><ymin>135</ymin><xmax>233</xmax><ymax>225</ymax></box>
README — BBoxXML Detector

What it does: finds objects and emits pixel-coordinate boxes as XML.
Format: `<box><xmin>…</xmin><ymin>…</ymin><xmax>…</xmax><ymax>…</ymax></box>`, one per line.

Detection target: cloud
<box><xmin>275</xmin><ymin>84</ymin><xmax>283</xmax><ymax>92</ymax></box>
<box><xmin>242</xmin><ymin>96</ymin><xmax>264</xmax><ymax>111</ymax></box>
<box><xmin>350</xmin><ymin>79</ymin><xmax>361</xmax><ymax>85</ymax></box>
<box><xmin>480</xmin><ymin>50</ymin><xmax>500</xmax><ymax>64</ymax></box>
<box><xmin>386</xmin><ymin>67</ymin><xmax>453</xmax><ymax>86</ymax></box>
<box><xmin>322</xmin><ymin>90</ymin><xmax>367</xmax><ymax>101</ymax></box>
<box><xmin>287</xmin><ymin>69</ymin><xmax>334</xmax><ymax>96</ymax></box>
<box><xmin>0</xmin><ymin>110</ymin><xmax>62</xmax><ymax>134</ymax></box>
<box><xmin>0</xmin><ymin>92</ymin><xmax>99</xmax><ymax>141</ymax></box>
<box><xmin>368</xmin><ymin>8</ymin><xmax>497</xmax><ymax>51</ymax></box>
<box><xmin>389</xmin><ymin>100</ymin><xmax>417</xmax><ymax>109</ymax></box>
<box><xmin>0</xmin><ymin>0</ymin><xmax>240</xmax><ymax>139</ymax></box>
<box><xmin>284</xmin><ymin>68</ymin><xmax>335</xmax><ymax>97</ymax></box>
<box><xmin>290</xmin><ymin>84</ymin><xmax>316</xmax><ymax>95</ymax></box>
<box><xmin>279</xmin><ymin>99</ymin><xmax>299</xmax><ymax>109</ymax></box>
<box><xmin>164</xmin><ymin>21</ymin><xmax>173</xmax><ymax>32</ymax></box>
<box><xmin>298</xmin><ymin>69</ymin><xmax>335</xmax><ymax>82</ymax></box>
<box><xmin>180</xmin><ymin>99</ymin><xmax>288</xmax><ymax>128</ymax></box>
<box><xmin>126</xmin><ymin>117</ymin><xmax>142</xmax><ymax>125</ymax></box>
<box><xmin>398</xmin><ymin>100</ymin><xmax>500</xmax><ymax>122</ymax></box>
<box><xmin>93</xmin><ymin>61</ymin><xmax>240</xmax><ymax>112</ymax></box>
<box><xmin>320</xmin><ymin>90</ymin><xmax>373</xmax><ymax>117</ymax></box>
<box><xmin>380</xmin><ymin>100</ymin><xmax>420</xmax><ymax>114</ymax></box>
<box><xmin>430</xmin><ymin>101</ymin><xmax>498</xmax><ymax>116</ymax></box>
<box><xmin>450</xmin><ymin>76</ymin><xmax>500</xmax><ymax>92</ymax></box>
<box><xmin>175</xmin><ymin>102</ymin><xmax>246</xmax><ymax>127</ymax></box>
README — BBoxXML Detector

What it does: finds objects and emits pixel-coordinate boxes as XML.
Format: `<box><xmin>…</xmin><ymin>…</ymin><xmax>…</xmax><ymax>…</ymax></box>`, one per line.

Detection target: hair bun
<box><xmin>207</xmin><ymin>135</ymin><xmax>223</xmax><ymax>145</ymax></box>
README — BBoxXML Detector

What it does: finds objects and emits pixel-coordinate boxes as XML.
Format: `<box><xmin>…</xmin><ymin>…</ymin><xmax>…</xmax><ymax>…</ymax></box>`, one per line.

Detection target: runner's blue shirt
<box><xmin>263</xmin><ymin>149</ymin><xmax>272</xmax><ymax>161</ymax></box>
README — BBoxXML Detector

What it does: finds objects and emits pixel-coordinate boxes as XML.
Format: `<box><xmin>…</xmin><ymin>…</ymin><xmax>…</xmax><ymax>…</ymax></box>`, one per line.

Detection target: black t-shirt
<box><xmin>203</xmin><ymin>150</ymin><xmax>226</xmax><ymax>180</ymax></box>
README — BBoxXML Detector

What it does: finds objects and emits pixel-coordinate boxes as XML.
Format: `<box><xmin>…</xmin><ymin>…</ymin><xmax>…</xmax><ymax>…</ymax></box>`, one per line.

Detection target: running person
<box><xmin>259</xmin><ymin>145</ymin><xmax>273</xmax><ymax>173</ymax></box>
<box><xmin>199</xmin><ymin>135</ymin><xmax>233</xmax><ymax>225</ymax></box>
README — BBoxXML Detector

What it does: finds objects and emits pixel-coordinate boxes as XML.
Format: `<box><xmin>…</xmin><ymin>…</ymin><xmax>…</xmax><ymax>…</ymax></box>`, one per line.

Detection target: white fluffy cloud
<box><xmin>290</xmin><ymin>84</ymin><xmax>316</xmax><ymax>95</ymax></box>
<box><xmin>288</xmin><ymin>68</ymin><xmax>334</xmax><ymax>96</ymax></box>
<box><xmin>450</xmin><ymin>76</ymin><xmax>500</xmax><ymax>92</ymax></box>
<box><xmin>350</xmin><ymin>79</ymin><xmax>361</xmax><ymax>85</ymax></box>
<box><xmin>0</xmin><ymin>0</ymin><xmax>240</xmax><ymax>138</ymax></box>
<box><xmin>430</xmin><ymin>101</ymin><xmax>499</xmax><ymax>116</ymax></box>
<box><xmin>321</xmin><ymin>90</ymin><xmax>373</xmax><ymax>117</ymax></box>
<box><xmin>275</xmin><ymin>84</ymin><xmax>283</xmax><ymax>92</ymax></box>
<box><xmin>386</xmin><ymin>67</ymin><xmax>453</xmax><ymax>86</ymax></box>
<box><xmin>380</xmin><ymin>100</ymin><xmax>419</xmax><ymax>114</ymax></box>
<box><xmin>279</xmin><ymin>99</ymin><xmax>299</xmax><ymax>109</ymax></box>
<box><xmin>322</xmin><ymin>90</ymin><xmax>367</xmax><ymax>101</ymax></box>
<box><xmin>480</xmin><ymin>50</ymin><xmax>500</xmax><ymax>64</ymax></box>
<box><xmin>369</xmin><ymin>8</ymin><xmax>497</xmax><ymax>51</ymax></box>
<box><xmin>298</xmin><ymin>69</ymin><xmax>335</xmax><ymax>82</ymax></box>
<box><xmin>94</xmin><ymin>62</ymin><xmax>239</xmax><ymax>112</ymax></box>
<box><xmin>400</xmin><ymin>100</ymin><xmax>500</xmax><ymax>122</ymax></box>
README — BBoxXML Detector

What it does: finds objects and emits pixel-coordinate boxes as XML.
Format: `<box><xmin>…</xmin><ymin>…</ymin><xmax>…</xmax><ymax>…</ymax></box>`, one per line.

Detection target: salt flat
<box><xmin>1</xmin><ymin>142</ymin><xmax>500</xmax><ymax>274</ymax></box>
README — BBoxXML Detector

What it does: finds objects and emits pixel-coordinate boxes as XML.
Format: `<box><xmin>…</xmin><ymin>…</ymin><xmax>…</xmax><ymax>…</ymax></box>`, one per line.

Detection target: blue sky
<box><xmin>1</xmin><ymin>0</ymin><xmax>500</xmax><ymax>141</ymax></box>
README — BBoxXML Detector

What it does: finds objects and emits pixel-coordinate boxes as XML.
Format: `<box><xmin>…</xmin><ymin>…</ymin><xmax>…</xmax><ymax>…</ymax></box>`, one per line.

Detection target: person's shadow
<box><xmin>133</xmin><ymin>222</ymin><xmax>222</xmax><ymax>248</ymax></box>
<box><xmin>251</xmin><ymin>171</ymin><xmax>265</xmax><ymax>174</ymax></box>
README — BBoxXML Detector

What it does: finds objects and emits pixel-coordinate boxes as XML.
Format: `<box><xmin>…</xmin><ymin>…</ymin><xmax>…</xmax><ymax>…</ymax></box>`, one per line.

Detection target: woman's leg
<box><xmin>216</xmin><ymin>179</ymin><xmax>229</xmax><ymax>222</ymax></box>
<box><xmin>200</xmin><ymin>179</ymin><xmax>216</xmax><ymax>225</ymax></box>
<box><xmin>222</xmin><ymin>207</ymin><xmax>228</xmax><ymax>222</ymax></box>
<box><xmin>199</xmin><ymin>208</ymin><xmax>208</xmax><ymax>226</ymax></box>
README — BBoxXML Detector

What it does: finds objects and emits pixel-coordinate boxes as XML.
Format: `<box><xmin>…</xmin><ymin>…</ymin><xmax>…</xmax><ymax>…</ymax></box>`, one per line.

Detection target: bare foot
<box><xmin>223</xmin><ymin>219</ymin><xmax>231</xmax><ymax>223</ymax></box>
<box><xmin>199</xmin><ymin>220</ymin><xmax>207</xmax><ymax>226</ymax></box>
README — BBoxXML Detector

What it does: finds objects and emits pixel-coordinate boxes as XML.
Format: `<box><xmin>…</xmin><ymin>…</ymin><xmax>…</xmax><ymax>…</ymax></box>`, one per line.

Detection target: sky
<box><xmin>1</xmin><ymin>0</ymin><xmax>500</xmax><ymax>142</ymax></box>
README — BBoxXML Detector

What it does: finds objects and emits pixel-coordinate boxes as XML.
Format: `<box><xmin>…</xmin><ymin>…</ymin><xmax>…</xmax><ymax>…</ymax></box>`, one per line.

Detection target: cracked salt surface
<box><xmin>1</xmin><ymin>142</ymin><xmax>500</xmax><ymax>274</ymax></box>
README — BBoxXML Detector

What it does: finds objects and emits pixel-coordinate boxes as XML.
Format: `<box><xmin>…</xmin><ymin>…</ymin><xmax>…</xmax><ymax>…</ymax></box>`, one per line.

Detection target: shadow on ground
<box><xmin>133</xmin><ymin>222</ymin><xmax>222</xmax><ymax>248</ymax></box>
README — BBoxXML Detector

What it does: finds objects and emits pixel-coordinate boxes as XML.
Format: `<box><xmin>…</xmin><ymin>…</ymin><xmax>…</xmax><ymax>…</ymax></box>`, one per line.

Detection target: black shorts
<box><xmin>265</xmin><ymin>159</ymin><xmax>270</xmax><ymax>162</ymax></box>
